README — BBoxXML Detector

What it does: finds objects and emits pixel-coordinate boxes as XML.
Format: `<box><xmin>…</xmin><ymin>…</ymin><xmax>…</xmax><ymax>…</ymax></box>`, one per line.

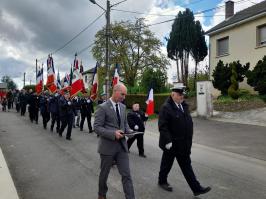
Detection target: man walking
<box><xmin>80</xmin><ymin>96</ymin><xmax>94</xmax><ymax>133</ymax></box>
<box><xmin>94</xmin><ymin>83</ymin><xmax>135</xmax><ymax>199</ymax></box>
<box><xmin>158</xmin><ymin>83</ymin><xmax>211</xmax><ymax>196</ymax></box>
<box><xmin>127</xmin><ymin>102</ymin><xmax>148</xmax><ymax>158</ymax></box>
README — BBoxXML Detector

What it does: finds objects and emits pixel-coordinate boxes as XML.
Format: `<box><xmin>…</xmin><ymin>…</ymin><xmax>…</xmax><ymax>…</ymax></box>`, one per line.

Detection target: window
<box><xmin>257</xmin><ymin>25</ymin><xmax>266</xmax><ymax>46</ymax></box>
<box><xmin>217</xmin><ymin>36</ymin><xmax>229</xmax><ymax>57</ymax></box>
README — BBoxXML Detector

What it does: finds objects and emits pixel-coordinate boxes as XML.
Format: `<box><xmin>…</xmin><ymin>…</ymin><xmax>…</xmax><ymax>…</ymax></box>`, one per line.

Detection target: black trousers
<box><xmin>50</xmin><ymin>113</ymin><xmax>60</xmax><ymax>132</ymax></box>
<box><xmin>127</xmin><ymin>134</ymin><xmax>144</xmax><ymax>155</ymax></box>
<box><xmin>16</xmin><ymin>103</ymin><xmax>20</xmax><ymax>112</ymax></box>
<box><xmin>158</xmin><ymin>150</ymin><xmax>201</xmax><ymax>193</ymax></box>
<box><xmin>20</xmin><ymin>104</ymin><xmax>26</xmax><ymax>116</ymax></box>
<box><xmin>41</xmin><ymin>111</ymin><xmax>50</xmax><ymax>129</ymax></box>
<box><xmin>59</xmin><ymin>116</ymin><xmax>73</xmax><ymax>139</ymax></box>
<box><xmin>80</xmin><ymin>114</ymin><xmax>92</xmax><ymax>131</ymax></box>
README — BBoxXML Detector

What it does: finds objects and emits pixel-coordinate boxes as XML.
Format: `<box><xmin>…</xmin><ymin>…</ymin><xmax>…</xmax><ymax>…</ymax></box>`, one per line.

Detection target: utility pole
<box><xmin>36</xmin><ymin>59</ymin><xmax>38</xmax><ymax>84</ymax></box>
<box><xmin>23</xmin><ymin>72</ymin><xmax>26</xmax><ymax>88</ymax></box>
<box><xmin>105</xmin><ymin>0</ymin><xmax>110</xmax><ymax>98</ymax></box>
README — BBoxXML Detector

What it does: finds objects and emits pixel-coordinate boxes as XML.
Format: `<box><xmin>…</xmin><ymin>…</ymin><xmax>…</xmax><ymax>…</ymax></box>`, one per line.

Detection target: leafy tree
<box><xmin>212</xmin><ymin>60</ymin><xmax>231</xmax><ymax>95</ymax></box>
<box><xmin>228</xmin><ymin>63</ymin><xmax>239</xmax><ymax>99</ymax></box>
<box><xmin>140</xmin><ymin>67</ymin><xmax>168</xmax><ymax>93</ymax></box>
<box><xmin>247</xmin><ymin>56</ymin><xmax>266</xmax><ymax>95</ymax></box>
<box><xmin>23</xmin><ymin>85</ymin><xmax>36</xmax><ymax>92</ymax></box>
<box><xmin>167</xmin><ymin>8</ymin><xmax>196</xmax><ymax>86</ymax></box>
<box><xmin>92</xmin><ymin>19</ymin><xmax>169</xmax><ymax>87</ymax></box>
<box><xmin>191</xmin><ymin>21</ymin><xmax>208</xmax><ymax>90</ymax></box>
<box><xmin>1</xmin><ymin>75</ymin><xmax>17</xmax><ymax>90</ymax></box>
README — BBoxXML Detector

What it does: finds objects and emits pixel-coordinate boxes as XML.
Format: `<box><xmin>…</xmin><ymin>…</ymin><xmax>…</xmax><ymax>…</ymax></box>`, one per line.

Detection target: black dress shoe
<box><xmin>158</xmin><ymin>182</ymin><xmax>173</xmax><ymax>192</ymax></box>
<box><xmin>66</xmin><ymin>137</ymin><xmax>72</xmax><ymax>141</ymax></box>
<box><xmin>193</xmin><ymin>186</ymin><xmax>211</xmax><ymax>196</ymax></box>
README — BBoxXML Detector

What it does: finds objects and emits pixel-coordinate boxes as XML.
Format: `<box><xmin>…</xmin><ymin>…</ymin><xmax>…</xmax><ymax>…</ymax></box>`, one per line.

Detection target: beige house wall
<box><xmin>209</xmin><ymin>16</ymin><xmax>266</xmax><ymax>96</ymax></box>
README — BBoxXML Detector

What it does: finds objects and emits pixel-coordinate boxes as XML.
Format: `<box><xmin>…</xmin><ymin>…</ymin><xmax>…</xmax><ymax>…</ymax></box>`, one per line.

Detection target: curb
<box><xmin>0</xmin><ymin>148</ymin><xmax>19</xmax><ymax>199</ymax></box>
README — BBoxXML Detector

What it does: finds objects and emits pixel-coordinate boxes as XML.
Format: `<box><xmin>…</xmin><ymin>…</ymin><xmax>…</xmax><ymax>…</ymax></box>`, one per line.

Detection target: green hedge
<box><xmin>125</xmin><ymin>93</ymin><xmax>196</xmax><ymax>113</ymax></box>
<box><xmin>125</xmin><ymin>93</ymin><xmax>169</xmax><ymax>113</ymax></box>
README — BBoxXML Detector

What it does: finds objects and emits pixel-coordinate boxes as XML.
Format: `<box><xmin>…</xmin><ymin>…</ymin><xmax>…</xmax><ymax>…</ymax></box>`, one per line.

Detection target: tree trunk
<box><xmin>176</xmin><ymin>59</ymin><xmax>180</xmax><ymax>82</ymax></box>
<box><xmin>181</xmin><ymin>57</ymin><xmax>184</xmax><ymax>83</ymax></box>
<box><xmin>184</xmin><ymin>51</ymin><xmax>189</xmax><ymax>87</ymax></box>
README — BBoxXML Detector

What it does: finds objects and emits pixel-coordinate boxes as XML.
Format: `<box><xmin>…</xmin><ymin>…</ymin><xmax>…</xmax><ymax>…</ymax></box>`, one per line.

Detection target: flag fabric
<box><xmin>145</xmin><ymin>88</ymin><xmax>154</xmax><ymax>116</ymax></box>
<box><xmin>70</xmin><ymin>55</ymin><xmax>83</xmax><ymax>97</ymax></box>
<box><xmin>90</xmin><ymin>62</ymin><xmax>99</xmax><ymax>100</ymax></box>
<box><xmin>80</xmin><ymin>61</ymin><xmax>86</xmax><ymax>93</ymax></box>
<box><xmin>56</xmin><ymin>70</ymin><xmax>61</xmax><ymax>89</ymax></box>
<box><xmin>112</xmin><ymin>63</ymin><xmax>120</xmax><ymax>86</ymax></box>
<box><xmin>46</xmin><ymin>55</ymin><xmax>57</xmax><ymax>93</ymax></box>
<box><xmin>36</xmin><ymin>67</ymin><xmax>43</xmax><ymax>95</ymax></box>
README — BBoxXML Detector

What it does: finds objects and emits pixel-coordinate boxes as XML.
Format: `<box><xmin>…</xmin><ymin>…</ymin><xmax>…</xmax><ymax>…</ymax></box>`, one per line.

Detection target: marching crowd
<box><xmin>1</xmin><ymin>83</ymin><xmax>211</xmax><ymax>199</ymax></box>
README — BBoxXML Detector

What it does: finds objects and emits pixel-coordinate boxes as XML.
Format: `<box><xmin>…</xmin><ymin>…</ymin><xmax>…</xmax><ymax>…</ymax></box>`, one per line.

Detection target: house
<box><xmin>206</xmin><ymin>0</ymin><xmax>266</xmax><ymax>93</ymax></box>
<box><xmin>82</xmin><ymin>67</ymin><xmax>95</xmax><ymax>89</ymax></box>
<box><xmin>0</xmin><ymin>82</ymin><xmax>8</xmax><ymax>99</ymax></box>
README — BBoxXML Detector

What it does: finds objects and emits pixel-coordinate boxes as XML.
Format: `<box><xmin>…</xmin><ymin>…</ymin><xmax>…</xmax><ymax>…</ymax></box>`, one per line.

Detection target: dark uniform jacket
<box><xmin>49</xmin><ymin>96</ymin><xmax>59</xmax><ymax>114</ymax></box>
<box><xmin>80</xmin><ymin>98</ymin><xmax>94</xmax><ymax>116</ymax></box>
<box><xmin>158</xmin><ymin>96</ymin><xmax>193</xmax><ymax>156</ymax></box>
<box><xmin>127</xmin><ymin>110</ymin><xmax>148</xmax><ymax>132</ymax></box>
<box><xmin>59</xmin><ymin>96</ymin><xmax>74</xmax><ymax>117</ymax></box>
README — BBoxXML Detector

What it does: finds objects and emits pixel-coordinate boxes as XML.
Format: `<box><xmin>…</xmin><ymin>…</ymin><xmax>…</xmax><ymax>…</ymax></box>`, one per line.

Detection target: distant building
<box><xmin>206</xmin><ymin>0</ymin><xmax>266</xmax><ymax>94</ymax></box>
<box><xmin>0</xmin><ymin>82</ymin><xmax>8</xmax><ymax>99</ymax></box>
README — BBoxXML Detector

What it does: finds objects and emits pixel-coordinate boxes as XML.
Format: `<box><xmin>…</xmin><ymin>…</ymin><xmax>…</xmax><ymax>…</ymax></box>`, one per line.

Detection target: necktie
<box><xmin>115</xmin><ymin>103</ymin><xmax>121</xmax><ymax>127</ymax></box>
<box><xmin>178</xmin><ymin>104</ymin><xmax>184</xmax><ymax>113</ymax></box>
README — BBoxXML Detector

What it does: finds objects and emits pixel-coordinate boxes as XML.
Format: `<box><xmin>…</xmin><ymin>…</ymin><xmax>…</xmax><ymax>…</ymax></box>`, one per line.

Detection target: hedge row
<box><xmin>125</xmin><ymin>93</ymin><xmax>196</xmax><ymax>113</ymax></box>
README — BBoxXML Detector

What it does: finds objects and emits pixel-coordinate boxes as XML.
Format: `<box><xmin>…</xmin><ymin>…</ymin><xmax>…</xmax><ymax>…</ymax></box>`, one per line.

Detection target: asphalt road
<box><xmin>0</xmin><ymin>110</ymin><xmax>266</xmax><ymax>199</ymax></box>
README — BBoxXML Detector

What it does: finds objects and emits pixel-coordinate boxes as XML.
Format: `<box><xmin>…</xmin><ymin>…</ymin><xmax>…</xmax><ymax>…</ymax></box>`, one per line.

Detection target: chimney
<box><xmin>225</xmin><ymin>0</ymin><xmax>234</xmax><ymax>19</ymax></box>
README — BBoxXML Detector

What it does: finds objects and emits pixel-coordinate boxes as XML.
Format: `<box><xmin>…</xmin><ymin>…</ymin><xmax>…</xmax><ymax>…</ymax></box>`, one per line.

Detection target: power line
<box><xmin>37</xmin><ymin>11</ymin><xmax>105</xmax><ymax>61</ymax></box>
<box><xmin>112</xmin><ymin>0</ymin><xmax>250</xmax><ymax>18</ymax></box>
<box><xmin>76</xmin><ymin>42</ymin><xmax>94</xmax><ymax>55</ymax></box>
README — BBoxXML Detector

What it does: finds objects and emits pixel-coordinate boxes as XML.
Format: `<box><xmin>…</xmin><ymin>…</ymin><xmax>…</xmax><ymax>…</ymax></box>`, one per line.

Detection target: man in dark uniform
<box><xmin>28</xmin><ymin>90</ymin><xmax>39</xmax><ymax>123</ymax></box>
<box><xmin>158</xmin><ymin>82</ymin><xmax>211</xmax><ymax>196</ymax></box>
<box><xmin>49</xmin><ymin>92</ymin><xmax>60</xmax><ymax>133</ymax></box>
<box><xmin>19</xmin><ymin>89</ymin><xmax>27</xmax><ymax>116</ymax></box>
<box><xmin>59</xmin><ymin>91</ymin><xmax>74</xmax><ymax>140</ymax></box>
<box><xmin>39</xmin><ymin>91</ymin><xmax>50</xmax><ymax>129</ymax></box>
<box><xmin>72</xmin><ymin>96</ymin><xmax>81</xmax><ymax>128</ymax></box>
<box><xmin>127</xmin><ymin>102</ymin><xmax>148</xmax><ymax>158</ymax></box>
<box><xmin>80</xmin><ymin>96</ymin><xmax>94</xmax><ymax>133</ymax></box>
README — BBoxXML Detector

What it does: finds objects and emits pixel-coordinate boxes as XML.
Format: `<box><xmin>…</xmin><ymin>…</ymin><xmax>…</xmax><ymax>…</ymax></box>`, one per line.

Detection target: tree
<box><xmin>228</xmin><ymin>63</ymin><xmax>239</xmax><ymax>99</ymax></box>
<box><xmin>191</xmin><ymin>21</ymin><xmax>208</xmax><ymax>90</ymax></box>
<box><xmin>92</xmin><ymin>19</ymin><xmax>169</xmax><ymax>88</ymax></box>
<box><xmin>1</xmin><ymin>75</ymin><xmax>17</xmax><ymax>90</ymax></box>
<box><xmin>167</xmin><ymin>8</ymin><xmax>196</xmax><ymax>86</ymax></box>
<box><xmin>212</xmin><ymin>60</ymin><xmax>249</xmax><ymax>96</ymax></box>
<box><xmin>212</xmin><ymin>60</ymin><xmax>231</xmax><ymax>95</ymax></box>
<box><xmin>247</xmin><ymin>56</ymin><xmax>266</xmax><ymax>95</ymax></box>
<box><xmin>140</xmin><ymin>67</ymin><xmax>168</xmax><ymax>93</ymax></box>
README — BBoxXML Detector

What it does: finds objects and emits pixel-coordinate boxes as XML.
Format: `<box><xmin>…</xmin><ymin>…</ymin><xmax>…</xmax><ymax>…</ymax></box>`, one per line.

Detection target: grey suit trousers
<box><xmin>99</xmin><ymin>146</ymin><xmax>135</xmax><ymax>199</ymax></box>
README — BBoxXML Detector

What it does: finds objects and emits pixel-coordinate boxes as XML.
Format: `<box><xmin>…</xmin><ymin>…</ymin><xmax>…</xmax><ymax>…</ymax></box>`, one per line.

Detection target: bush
<box><xmin>247</xmin><ymin>56</ymin><xmax>266</xmax><ymax>95</ymax></box>
<box><xmin>228</xmin><ymin>63</ymin><xmax>239</xmax><ymax>99</ymax></box>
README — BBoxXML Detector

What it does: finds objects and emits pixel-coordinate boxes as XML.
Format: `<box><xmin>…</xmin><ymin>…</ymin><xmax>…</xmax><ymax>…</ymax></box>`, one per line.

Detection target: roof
<box><xmin>206</xmin><ymin>0</ymin><xmax>266</xmax><ymax>35</ymax></box>
<box><xmin>82</xmin><ymin>67</ymin><xmax>95</xmax><ymax>75</ymax></box>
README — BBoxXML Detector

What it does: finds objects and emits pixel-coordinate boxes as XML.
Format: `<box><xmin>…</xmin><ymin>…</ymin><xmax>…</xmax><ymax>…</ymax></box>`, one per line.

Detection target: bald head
<box><xmin>111</xmin><ymin>83</ymin><xmax>127</xmax><ymax>103</ymax></box>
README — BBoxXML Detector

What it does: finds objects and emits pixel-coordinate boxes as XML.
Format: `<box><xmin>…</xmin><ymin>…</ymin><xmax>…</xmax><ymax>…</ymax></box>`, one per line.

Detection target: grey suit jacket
<box><xmin>94</xmin><ymin>99</ymin><xmax>131</xmax><ymax>155</ymax></box>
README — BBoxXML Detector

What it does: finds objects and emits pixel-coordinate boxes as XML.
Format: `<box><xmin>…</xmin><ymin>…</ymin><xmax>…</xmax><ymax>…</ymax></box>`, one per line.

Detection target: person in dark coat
<box><xmin>19</xmin><ymin>89</ymin><xmax>27</xmax><ymax>116</ymax></box>
<box><xmin>80</xmin><ymin>96</ymin><xmax>94</xmax><ymax>133</ymax></box>
<box><xmin>49</xmin><ymin>92</ymin><xmax>60</xmax><ymax>133</ymax></box>
<box><xmin>58</xmin><ymin>91</ymin><xmax>74</xmax><ymax>140</ymax></box>
<box><xmin>158</xmin><ymin>83</ymin><xmax>211</xmax><ymax>197</ymax></box>
<box><xmin>6</xmin><ymin>90</ymin><xmax>13</xmax><ymax>111</ymax></box>
<box><xmin>28</xmin><ymin>90</ymin><xmax>39</xmax><ymax>123</ymax></box>
<box><xmin>127</xmin><ymin>102</ymin><xmax>148</xmax><ymax>158</ymax></box>
<box><xmin>72</xmin><ymin>96</ymin><xmax>81</xmax><ymax>128</ymax></box>
<box><xmin>39</xmin><ymin>91</ymin><xmax>50</xmax><ymax>129</ymax></box>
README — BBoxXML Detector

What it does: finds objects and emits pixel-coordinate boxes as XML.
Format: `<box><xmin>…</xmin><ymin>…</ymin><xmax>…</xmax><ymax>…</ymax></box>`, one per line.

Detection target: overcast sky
<box><xmin>0</xmin><ymin>0</ymin><xmax>264</xmax><ymax>89</ymax></box>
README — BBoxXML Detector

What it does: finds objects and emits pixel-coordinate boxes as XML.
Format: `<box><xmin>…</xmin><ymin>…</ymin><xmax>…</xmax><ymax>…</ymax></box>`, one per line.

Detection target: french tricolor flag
<box><xmin>36</xmin><ymin>67</ymin><xmax>43</xmax><ymax>95</ymax></box>
<box><xmin>112</xmin><ymin>64</ymin><xmax>120</xmax><ymax>86</ymax></box>
<box><xmin>145</xmin><ymin>88</ymin><xmax>154</xmax><ymax>116</ymax></box>
<box><xmin>90</xmin><ymin>62</ymin><xmax>99</xmax><ymax>100</ymax></box>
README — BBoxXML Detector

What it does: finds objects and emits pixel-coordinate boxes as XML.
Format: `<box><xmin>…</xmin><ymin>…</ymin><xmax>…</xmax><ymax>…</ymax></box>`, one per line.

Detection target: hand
<box><xmin>68</xmin><ymin>101</ymin><xmax>71</xmax><ymax>105</ymax></box>
<box><xmin>165</xmin><ymin>142</ymin><xmax>172</xmax><ymax>150</ymax></box>
<box><xmin>87</xmin><ymin>99</ymin><xmax>91</xmax><ymax>103</ymax></box>
<box><xmin>134</xmin><ymin>125</ymin><xmax>139</xmax><ymax>130</ymax></box>
<box><xmin>145</xmin><ymin>113</ymin><xmax>148</xmax><ymax>117</ymax></box>
<box><xmin>115</xmin><ymin>130</ymin><xmax>124</xmax><ymax>140</ymax></box>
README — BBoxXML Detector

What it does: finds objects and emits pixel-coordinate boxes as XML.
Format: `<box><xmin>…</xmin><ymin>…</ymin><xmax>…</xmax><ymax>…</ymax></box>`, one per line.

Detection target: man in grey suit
<box><xmin>94</xmin><ymin>83</ymin><xmax>135</xmax><ymax>199</ymax></box>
